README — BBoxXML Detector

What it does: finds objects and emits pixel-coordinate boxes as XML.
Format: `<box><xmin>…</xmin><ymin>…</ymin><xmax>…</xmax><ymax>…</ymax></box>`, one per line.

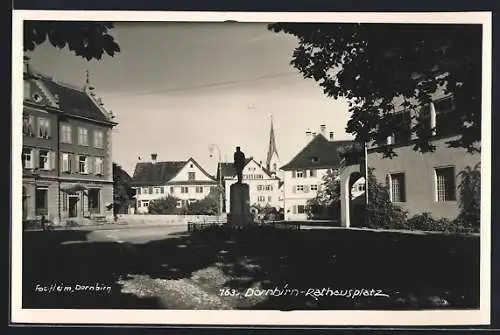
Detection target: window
<box><xmin>160</xmin><ymin>187</ymin><xmax>164</xmax><ymax>194</ymax></box>
<box><xmin>388</xmin><ymin>173</ymin><xmax>406</xmax><ymax>202</ymax></box>
<box><xmin>61</xmin><ymin>153</ymin><xmax>71</xmax><ymax>173</ymax></box>
<box><xmin>310</xmin><ymin>169</ymin><xmax>317</xmax><ymax>177</ymax></box>
<box><xmin>170</xmin><ymin>186</ymin><xmax>174</xmax><ymax>194</ymax></box>
<box><xmin>272</xmin><ymin>163</ymin><xmax>277</xmax><ymax>171</ymax></box>
<box><xmin>258</xmin><ymin>196</ymin><xmax>266</xmax><ymax>202</ymax></box>
<box><xmin>390</xmin><ymin>111</ymin><xmax>412</xmax><ymax>145</ymax></box>
<box><xmin>196</xmin><ymin>186</ymin><xmax>203</xmax><ymax>193</ymax></box>
<box><xmin>296</xmin><ymin>185</ymin><xmax>304</xmax><ymax>192</ymax></box>
<box><xmin>60</xmin><ymin>124</ymin><xmax>72</xmax><ymax>143</ymax></box>
<box><xmin>296</xmin><ymin>171</ymin><xmax>304</xmax><ymax>178</ymax></box>
<box><xmin>39</xmin><ymin>150</ymin><xmax>50</xmax><ymax>170</ymax></box>
<box><xmin>435</xmin><ymin>167</ymin><xmax>456</xmax><ymax>202</ymax></box>
<box><xmin>142</xmin><ymin>200</ymin><xmax>149</xmax><ymax>207</ymax></box>
<box><xmin>37</xmin><ymin>117</ymin><xmax>51</xmax><ymax>139</ymax></box>
<box><xmin>181</xmin><ymin>186</ymin><xmax>189</xmax><ymax>194</ymax></box>
<box><xmin>142</xmin><ymin>187</ymin><xmax>148</xmax><ymax>194</ymax></box>
<box><xmin>22</xmin><ymin>148</ymin><xmax>33</xmax><ymax>169</ymax></box>
<box><xmin>94</xmin><ymin>157</ymin><xmax>104</xmax><ymax>175</ymax></box>
<box><xmin>190</xmin><ymin>164</ymin><xmax>193</xmax><ymax>168</ymax></box>
<box><xmin>94</xmin><ymin>130</ymin><xmax>104</xmax><ymax>148</ymax></box>
<box><xmin>78</xmin><ymin>127</ymin><xmax>88</xmax><ymax>146</ymax></box>
<box><xmin>265</xmin><ymin>185</ymin><xmax>273</xmax><ymax>191</ymax></box>
<box><xmin>435</xmin><ymin>96</ymin><xmax>460</xmax><ymax>137</ymax></box>
<box><xmin>88</xmin><ymin>189</ymin><xmax>100</xmax><ymax>213</ymax></box>
<box><xmin>311</xmin><ymin>184</ymin><xmax>318</xmax><ymax>191</ymax></box>
<box><xmin>268</xmin><ymin>196</ymin><xmax>272</xmax><ymax>202</ymax></box>
<box><xmin>297</xmin><ymin>205</ymin><xmax>305</xmax><ymax>214</ymax></box>
<box><xmin>23</xmin><ymin>114</ymin><xmax>35</xmax><ymax>136</ymax></box>
<box><xmin>188</xmin><ymin>172</ymin><xmax>195</xmax><ymax>181</ymax></box>
<box><xmin>149</xmin><ymin>187</ymin><xmax>153</xmax><ymax>194</ymax></box>
<box><xmin>137</xmin><ymin>188</ymin><xmax>141</xmax><ymax>195</ymax></box>
<box><xmin>35</xmin><ymin>187</ymin><xmax>48</xmax><ymax>216</ymax></box>
<box><xmin>137</xmin><ymin>201</ymin><xmax>142</xmax><ymax>207</ymax></box>
<box><xmin>257</xmin><ymin>185</ymin><xmax>263</xmax><ymax>191</ymax></box>
<box><xmin>155</xmin><ymin>188</ymin><xmax>160</xmax><ymax>194</ymax></box>
<box><xmin>78</xmin><ymin>155</ymin><xmax>88</xmax><ymax>174</ymax></box>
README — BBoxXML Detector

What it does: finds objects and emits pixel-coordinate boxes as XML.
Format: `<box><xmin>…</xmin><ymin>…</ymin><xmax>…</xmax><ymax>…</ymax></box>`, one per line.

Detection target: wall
<box><xmin>367</xmin><ymin>136</ymin><xmax>480</xmax><ymax>219</ymax></box>
<box><xmin>118</xmin><ymin>214</ymin><xmax>227</xmax><ymax>226</ymax></box>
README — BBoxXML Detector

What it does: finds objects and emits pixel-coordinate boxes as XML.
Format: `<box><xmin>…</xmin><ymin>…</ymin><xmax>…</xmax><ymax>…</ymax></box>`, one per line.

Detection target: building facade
<box><xmin>218</xmin><ymin>158</ymin><xmax>281</xmax><ymax>213</ymax></box>
<box><xmin>132</xmin><ymin>154</ymin><xmax>218</xmax><ymax>213</ymax></box>
<box><xmin>366</xmin><ymin>92</ymin><xmax>481</xmax><ymax>220</ymax></box>
<box><xmin>281</xmin><ymin>126</ymin><xmax>353</xmax><ymax>221</ymax></box>
<box><xmin>22</xmin><ymin>58</ymin><xmax>117</xmax><ymax>224</ymax></box>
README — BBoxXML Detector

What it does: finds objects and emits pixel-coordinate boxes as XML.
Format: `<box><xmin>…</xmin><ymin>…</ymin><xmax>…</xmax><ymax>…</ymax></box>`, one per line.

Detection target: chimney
<box><xmin>305</xmin><ymin>129</ymin><xmax>312</xmax><ymax>140</ymax></box>
<box><xmin>320</xmin><ymin>124</ymin><xmax>326</xmax><ymax>137</ymax></box>
<box><xmin>329</xmin><ymin>131</ymin><xmax>334</xmax><ymax>141</ymax></box>
<box><xmin>151</xmin><ymin>153</ymin><xmax>158</xmax><ymax>164</ymax></box>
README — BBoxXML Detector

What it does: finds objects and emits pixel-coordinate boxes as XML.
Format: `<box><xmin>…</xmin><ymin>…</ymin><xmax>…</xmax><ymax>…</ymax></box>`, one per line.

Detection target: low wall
<box><xmin>118</xmin><ymin>214</ymin><xmax>227</xmax><ymax>226</ymax></box>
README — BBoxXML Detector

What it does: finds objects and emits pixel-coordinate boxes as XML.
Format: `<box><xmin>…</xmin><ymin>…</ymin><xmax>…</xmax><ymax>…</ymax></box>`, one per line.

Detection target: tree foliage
<box><xmin>148</xmin><ymin>195</ymin><xmax>180</xmax><ymax>215</ymax></box>
<box><xmin>305</xmin><ymin>168</ymin><xmax>341</xmax><ymax>219</ymax></box>
<box><xmin>268</xmin><ymin>23</ymin><xmax>482</xmax><ymax>156</ymax></box>
<box><xmin>112</xmin><ymin>163</ymin><xmax>135</xmax><ymax>214</ymax></box>
<box><xmin>456</xmin><ymin>163</ymin><xmax>481</xmax><ymax>229</ymax></box>
<box><xmin>24</xmin><ymin>21</ymin><xmax>120</xmax><ymax>61</ymax></box>
<box><xmin>187</xmin><ymin>188</ymin><xmax>219</xmax><ymax>215</ymax></box>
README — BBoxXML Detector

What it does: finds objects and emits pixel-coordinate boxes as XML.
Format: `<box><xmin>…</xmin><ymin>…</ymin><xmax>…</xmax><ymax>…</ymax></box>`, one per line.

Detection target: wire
<box><xmin>102</xmin><ymin>72</ymin><xmax>298</xmax><ymax>100</ymax></box>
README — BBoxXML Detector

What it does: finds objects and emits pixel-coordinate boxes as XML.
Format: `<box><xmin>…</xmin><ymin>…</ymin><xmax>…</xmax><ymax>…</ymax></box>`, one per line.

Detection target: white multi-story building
<box><xmin>218</xmin><ymin>157</ymin><xmax>282</xmax><ymax>212</ymax></box>
<box><xmin>131</xmin><ymin>154</ymin><xmax>218</xmax><ymax>213</ymax></box>
<box><xmin>281</xmin><ymin>125</ymin><xmax>354</xmax><ymax>220</ymax></box>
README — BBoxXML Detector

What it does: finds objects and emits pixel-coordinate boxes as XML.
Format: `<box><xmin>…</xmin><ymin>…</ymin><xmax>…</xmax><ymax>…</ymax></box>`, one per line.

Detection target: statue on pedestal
<box><xmin>233</xmin><ymin>146</ymin><xmax>246</xmax><ymax>184</ymax></box>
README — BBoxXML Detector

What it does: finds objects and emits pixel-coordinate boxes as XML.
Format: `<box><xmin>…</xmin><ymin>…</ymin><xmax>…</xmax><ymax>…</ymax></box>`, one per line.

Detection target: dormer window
<box><xmin>311</xmin><ymin>157</ymin><xmax>319</xmax><ymax>163</ymax></box>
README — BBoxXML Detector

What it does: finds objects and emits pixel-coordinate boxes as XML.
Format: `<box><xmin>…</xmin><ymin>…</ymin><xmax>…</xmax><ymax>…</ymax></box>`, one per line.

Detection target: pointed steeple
<box><xmin>266</xmin><ymin>115</ymin><xmax>280</xmax><ymax>171</ymax></box>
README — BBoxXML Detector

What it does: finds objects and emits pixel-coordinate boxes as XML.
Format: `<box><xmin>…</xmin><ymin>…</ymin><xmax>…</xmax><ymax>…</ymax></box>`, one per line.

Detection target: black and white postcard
<box><xmin>10</xmin><ymin>10</ymin><xmax>492</xmax><ymax>326</ymax></box>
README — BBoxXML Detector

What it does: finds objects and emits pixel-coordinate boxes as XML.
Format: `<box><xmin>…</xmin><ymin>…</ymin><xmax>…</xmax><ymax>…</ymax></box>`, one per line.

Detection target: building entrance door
<box><xmin>69</xmin><ymin>196</ymin><xmax>78</xmax><ymax>218</ymax></box>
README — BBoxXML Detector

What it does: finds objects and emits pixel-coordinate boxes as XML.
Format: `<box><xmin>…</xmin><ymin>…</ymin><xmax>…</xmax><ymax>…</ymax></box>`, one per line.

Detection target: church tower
<box><xmin>266</xmin><ymin>115</ymin><xmax>281</xmax><ymax>178</ymax></box>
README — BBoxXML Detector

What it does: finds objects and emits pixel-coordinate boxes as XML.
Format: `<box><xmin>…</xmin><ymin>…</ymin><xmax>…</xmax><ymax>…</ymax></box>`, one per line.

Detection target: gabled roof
<box><xmin>132</xmin><ymin>161</ymin><xmax>186</xmax><ymax>186</ymax></box>
<box><xmin>217</xmin><ymin>157</ymin><xmax>275</xmax><ymax>180</ymax></box>
<box><xmin>38</xmin><ymin>76</ymin><xmax>111</xmax><ymax>123</ymax></box>
<box><xmin>131</xmin><ymin>158</ymin><xmax>216</xmax><ymax>186</ymax></box>
<box><xmin>280</xmin><ymin>135</ymin><xmax>355</xmax><ymax>171</ymax></box>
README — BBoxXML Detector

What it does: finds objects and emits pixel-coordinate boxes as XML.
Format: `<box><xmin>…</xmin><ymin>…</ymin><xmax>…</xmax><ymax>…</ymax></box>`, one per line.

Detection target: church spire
<box><xmin>266</xmin><ymin>115</ymin><xmax>279</xmax><ymax>171</ymax></box>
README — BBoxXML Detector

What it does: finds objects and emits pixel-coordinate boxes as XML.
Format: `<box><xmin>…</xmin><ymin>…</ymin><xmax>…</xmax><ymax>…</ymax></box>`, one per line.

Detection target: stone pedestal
<box><xmin>228</xmin><ymin>183</ymin><xmax>252</xmax><ymax>227</ymax></box>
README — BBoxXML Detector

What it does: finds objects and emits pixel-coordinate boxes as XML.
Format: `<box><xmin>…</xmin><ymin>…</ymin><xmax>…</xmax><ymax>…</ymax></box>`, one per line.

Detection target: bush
<box><xmin>406</xmin><ymin>212</ymin><xmax>476</xmax><ymax>234</ymax></box>
<box><xmin>148</xmin><ymin>195</ymin><xmax>181</xmax><ymax>214</ymax></box>
<box><xmin>362</xmin><ymin>168</ymin><xmax>408</xmax><ymax>229</ymax></box>
<box><xmin>456</xmin><ymin>163</ymin><xmax>481</xmax><ymax>230</ymax></box>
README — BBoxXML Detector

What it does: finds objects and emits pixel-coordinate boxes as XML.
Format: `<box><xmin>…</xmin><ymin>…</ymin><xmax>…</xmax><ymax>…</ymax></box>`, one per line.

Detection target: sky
<box><xmin>26</xmin><ymin>22</ymin><xmax>353</xmax><ymax>176</ymax></box>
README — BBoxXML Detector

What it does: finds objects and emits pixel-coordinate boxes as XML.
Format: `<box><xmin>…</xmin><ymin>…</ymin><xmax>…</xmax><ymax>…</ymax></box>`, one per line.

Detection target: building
<box><xmin>218</xmin><ymin>157</ymin><xmax>281</xmax><ymax>213</ymax></box>
<box><xmin>281</xmin><ymin>125</ymin><xmax>354</xmax><ymax>221</ymax></box>
<box><xmin>22</xmin><ymin>57</ymin><xmax>117</xmax><ymax>224</ymax></box>
<box><xmin>131</xmin><ymin>154</ymin><xmax>218</xmax><ymax>213</ymax></box>
<box><xmin>365</xmin><ymin>92</ymin><xmax>481</xmax><ymax>220</ymax></box>
<box><xmin>266</xmin><ymin>116</ymin><xmax>281</xmax><ymax>179</ymax></box>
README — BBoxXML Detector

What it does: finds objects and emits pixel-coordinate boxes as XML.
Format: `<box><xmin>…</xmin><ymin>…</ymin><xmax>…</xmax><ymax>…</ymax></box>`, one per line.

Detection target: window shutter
<box><xmin>292</xmin><ymin>171</ymin><xmax>296</xmax><ymax>178</ymax></box>
<box><xmin>50</xmin><ymin>151</ymin><xmax>56</xmax><ymax>170</ymax></box>
<box><xmin>47</xmin><ymin>120</ymin><xmax>51</xmax><ymax>138</ymax></box>
<box><xmin>292</xmin><ymin>206</ymin><xmax>297</xmax><ymax>214</ymax></box>
<box><xmin>292</xmin><ymin>185</ymin><xmax>296</xmax><ymax>193</ymax></box>
<box><xmin>87</xmin><ymin>157</ymin><xmax>93</xmax><ymax>174</ymax></box>
<box><xmin>75</xmin><ymin>155</ymin><xmax>80</xmax><ymax>173</ymax></box>
<box><xmin>304</xmin><ymin>185</ymin><xmax>310</xmax><ymax>193</ymax></box>
<box><xmin>33</xmin><ymin>149</ymin><xmax>39</xmax><ymax>168</ymax></box>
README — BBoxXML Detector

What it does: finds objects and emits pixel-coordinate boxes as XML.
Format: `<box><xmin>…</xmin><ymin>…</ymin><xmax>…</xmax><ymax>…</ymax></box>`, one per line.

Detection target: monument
<box><xmin>228</xmin><ymin>146</ymin><xmax>253</xmax><ymax>227</ymax></box>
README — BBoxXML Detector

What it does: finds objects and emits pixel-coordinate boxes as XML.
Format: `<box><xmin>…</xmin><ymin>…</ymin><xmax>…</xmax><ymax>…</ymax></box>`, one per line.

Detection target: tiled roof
<box><xmin>217</xmin><ymin>158</ymin><xmax>253</xmax><ymax>179</ymax></box>
<box><xmin>36</xmin><ymin>75</ymin><xmax>112</xmax><ymax>124</ymax></box>
<box><xmin>280</xmin><ymin>135</ymin><xmax>355</xmax><ymax>170</ymax></box>
<box><xmin>131</xmin><ymin>161</ymin><xmax>186</xmax><ymax>186</ymax></box>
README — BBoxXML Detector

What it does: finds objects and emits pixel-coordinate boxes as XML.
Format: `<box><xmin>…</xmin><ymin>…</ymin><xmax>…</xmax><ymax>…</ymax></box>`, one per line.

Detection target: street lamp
<box><xmin>208</xmin><ymin>144</ymin><xmax>223</xmax><ymax>220</ymax></box>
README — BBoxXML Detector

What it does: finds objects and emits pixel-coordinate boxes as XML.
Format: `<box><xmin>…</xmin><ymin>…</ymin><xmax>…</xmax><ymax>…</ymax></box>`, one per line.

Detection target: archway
<box><xmin>339</xmin><ymin>164</ymin><xmax>366</xmax><ymax>228</ymax></box>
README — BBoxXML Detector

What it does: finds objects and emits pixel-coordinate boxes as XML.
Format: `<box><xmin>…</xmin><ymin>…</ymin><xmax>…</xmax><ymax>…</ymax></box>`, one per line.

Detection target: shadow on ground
<box><xmin>22</xmin><ymin>226</ymin><xmax>479</xmax><ymax>310</ymax></box>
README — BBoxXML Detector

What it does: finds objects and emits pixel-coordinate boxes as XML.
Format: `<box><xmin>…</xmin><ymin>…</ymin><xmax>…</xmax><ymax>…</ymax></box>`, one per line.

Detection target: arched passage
<box><xmin>339</xmin><ymin>164</ymin><xmax>366</xmax><ymax>228</ymax></box>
